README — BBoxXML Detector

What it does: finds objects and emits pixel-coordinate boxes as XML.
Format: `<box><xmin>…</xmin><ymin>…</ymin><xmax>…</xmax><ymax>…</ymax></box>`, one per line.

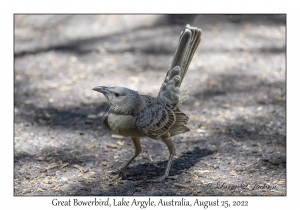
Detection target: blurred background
<box><xmin>14</xmin><ymin>15</ymin><xmax>286</xmax><ymax>196</ymax></box>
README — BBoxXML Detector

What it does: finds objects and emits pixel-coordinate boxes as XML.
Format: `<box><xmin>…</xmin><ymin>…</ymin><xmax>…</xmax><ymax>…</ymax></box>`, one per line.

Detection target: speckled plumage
<box><xmin>93</xmin><ymin>25</ymin><xmax>202</xmax><ymax>181</ymax></box>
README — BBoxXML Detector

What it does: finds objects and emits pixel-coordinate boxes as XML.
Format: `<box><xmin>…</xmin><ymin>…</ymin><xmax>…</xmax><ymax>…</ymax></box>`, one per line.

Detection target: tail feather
<box><xmin>170</xmin><ymin>24</ymin><xmax>202</xmax><ymax>87</ymax></box>
<box><xmin>158</xmin><ymin>25</ymin><xmax>202</xmax><ymax>107</ymax></box>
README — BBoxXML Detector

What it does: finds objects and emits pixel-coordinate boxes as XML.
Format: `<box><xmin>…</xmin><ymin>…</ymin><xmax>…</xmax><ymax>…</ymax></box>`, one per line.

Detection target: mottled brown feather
<box><xmin>136</xmin><ymin>96</ymin><xmax>175</xmax><ymax>139</ymax></box>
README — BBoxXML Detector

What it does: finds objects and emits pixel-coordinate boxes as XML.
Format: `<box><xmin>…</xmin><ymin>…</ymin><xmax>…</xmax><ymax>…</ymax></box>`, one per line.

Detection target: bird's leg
<box><xmin>152</xmin><ymin>137</ymin><xmax>176</xmax><ymax>182</ymax></box>
<box><xmin>120</xmin><ymin>137</ymin><xmax>142</xmax><ymax>173</ymax></box>
<box><xmin>110</xmin><ymin>137</ymin><xmax>141</xmax><ymax>180</ymax></box>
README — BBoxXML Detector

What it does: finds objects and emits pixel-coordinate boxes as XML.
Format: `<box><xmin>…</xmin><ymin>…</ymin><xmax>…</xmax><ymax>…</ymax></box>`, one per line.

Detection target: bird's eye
<box><xmin>115</xmin><ymin>93</ymin><xmax>120</xmax><ymax>97</ymax></box>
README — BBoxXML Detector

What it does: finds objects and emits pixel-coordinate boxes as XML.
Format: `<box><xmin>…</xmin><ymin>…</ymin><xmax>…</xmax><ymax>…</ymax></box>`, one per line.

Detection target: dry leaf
<box><xmin>61</xmin><ymin>163</ymin><xmax>69</xmax><ymax>168</ymax></box>
<box><xmin>174</xmin><ymin>183</ymin><xmax>190</xmax><ymax>188</ymax></box>
<box><xmin>73</xmin><ymin>164</ymin><xmax>83</xmax><ymax>173</ymax></box>
<box><xmin>111</xmin><ymin>134</ymin><xmax>124</xmax><ymax>139</ymax></box>
<box><xmin>50</xmin><ymin>186</ymin><xmax>61</xmax><ymax>191</ymax></box>
<box><xmin>116</xmin><ymin>141</ymin><xmax>125</xmax><ymax>146</ymax></box>
<box><xmin>85</xmin><ymin>143</ymin><xmax>96</xmax><ymax>150</ymax></box>
<box><xmin>194</xmin><ymin>169</ymin><xmax>210</xmax><ymax>173</ymax></box>
<box><xmin>58</xmin><ymin>86</ymin><xmax>72</xmax><ymax>91</ymax></box>
<box><xmin>221</xmin><ymin>103</ymin><xmax>230</xmax><ymax>108</ymax></box>
<box><xmin>230</xmin><ymin>170</ymin><xmax>237</xmax><ymax>176</ymax></box>
<box><xmin>35</xmin><ymin>156</ymin><xmax>45</xmax><ymax>161</ymax></box>
<box><xmin>106</xmin><ymin>143</ymin><xmax>118</xmax><ymax>149</ymax></box>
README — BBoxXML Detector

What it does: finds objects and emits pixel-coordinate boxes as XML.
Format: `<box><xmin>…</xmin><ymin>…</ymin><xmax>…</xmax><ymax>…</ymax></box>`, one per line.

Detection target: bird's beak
<box><xmin>92</xmin><ymin>86</ymin><xmax>109</xmax><ymax>95</ymax></box>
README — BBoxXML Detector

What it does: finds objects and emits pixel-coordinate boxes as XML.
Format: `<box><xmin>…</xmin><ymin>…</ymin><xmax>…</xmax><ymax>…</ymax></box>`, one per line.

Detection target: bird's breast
<box><xmin>107</xmin><ymin>113</ymin><xmax>145</xmax><ymax>137</ymax></box>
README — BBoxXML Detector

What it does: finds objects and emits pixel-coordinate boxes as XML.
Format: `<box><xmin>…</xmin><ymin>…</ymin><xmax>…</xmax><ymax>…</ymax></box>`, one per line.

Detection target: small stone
<box><xmin>36</xmin><ymin>156</ymin><xmax>45</xmax><ymax>161</ymax></box>
<box><xmin>45</xmin><ymin>113</ymin><xmax>51</xmax><ymax>118</ymax></box>
<box><xmin>194</xmin><ymin>101</ymin><xmax>201</xmax><ymax>106</ymax></box>
<box><xmin>178</xmin><ymin>192</ymin><xmax>190</xmax><ymax>196</ymax></box>
<box><xmin>40</xmin><ymin>168</ymin><xmax>47</xmax><ymax>173</ymax></box>
<box><xmin>31</xmin><ymin>174</ymin><xmax>38</xmax><ymax>179</ymax></box>
<box><xmin>60</xmin><ymin>177</ymin><xmax>68</xmax><ymax>182</ymax></box>
<box><xmin>46</xmin><ymin>171</ymin><xmax>56</xmax><ymax>177</ymax></box>
<box><xmin>39</xmin><ymin>173</ymin><xmax>46</xmax><ymax>178</ymax></box>
<box><xmin>85</xmin><ymin>119</ymin><xmax>93</xmax><ymax>124</ymax></box>
<box><xmin>168</xmin><ymin>175</ymin><xmax>179</xmax><ymax>180</ymax></box>
<box><xmin>45</xmin><ymin>156</ymin><xmax>52</xmax><ymax>161</ymax></box>
<box><xmin>276</xmin><ymin>121</ymin><xmax>281</xmax><ymax>127</ymax></box>
<box><xmin>87</xmin><ymin>114</ymin><xmax>98</xmax><ymax>119</ymax></box>
<box><xmin>171</xmin><ymin>189</ymin><xmax>178</xmax><ymax>194</ymax></box>
<box><xmin>15</xmin><ymin>165</ymin><xmax>21</xmax><ymax>170</ymax></box>
<box><xmin>196</xmin><ymin>129</ymin><xmax>206</xmax><ymax>133</ymax></box>
<box><xmin>82</xmin><ymin>166</ymin><xmax>89</xmax><ymax>173</ymax></box>
<box><xmin>85</xmin><ymin>161</ymin><xmax>95</xmax><ymax>169</ymax></box>
<box><xmin>18</xmin><ymin>169</ymin><xmax>25</xmax><ymax>174</ymax></box>
<box><xmin>40</xmin><ymin>184</ymin><xmax>48</xmax><ymax>190</ymax></box>
<box><xmin>38</xmin><ymin>119</ymin><xmax>46</xmax><ymax>124</ymax></box>
<box><xmin>98</xmin><ymin>112</ymin><xmax>106</xmax><ymax>117</ymax></box>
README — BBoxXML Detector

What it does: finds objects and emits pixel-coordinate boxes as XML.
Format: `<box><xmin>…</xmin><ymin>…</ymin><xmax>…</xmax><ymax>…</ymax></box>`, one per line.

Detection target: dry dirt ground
<box><xmin>14</xmin><ymin>15</ymin><xmax>286</xmax><ymax>196</ymax></box>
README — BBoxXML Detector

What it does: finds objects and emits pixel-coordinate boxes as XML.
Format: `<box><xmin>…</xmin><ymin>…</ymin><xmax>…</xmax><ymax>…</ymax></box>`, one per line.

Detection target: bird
<box><xmin>93</xmin><ymin>24</ymin><xmax>202</xmax><ymax>181</ymax></box>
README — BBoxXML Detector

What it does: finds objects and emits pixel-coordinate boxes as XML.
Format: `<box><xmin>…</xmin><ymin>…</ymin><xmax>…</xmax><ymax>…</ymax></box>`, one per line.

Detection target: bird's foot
<box><xmin>149</xmin><ymin>174</ymin><xmax>168</xmax><ymax>182</ymax></box>
<box><xmin>111</xmin><ymin>167</ymin><xmax>123</xmax><ymax>175</ymax></box>
<box><xmin>109</xmin><ymin>168</ymin><xmax>126</xmax><ymax>181</ymax></box>
<box><xmin>108</xmin><ymin>173</ymin><xmax>121</xmax><ymax>181</ymax></box>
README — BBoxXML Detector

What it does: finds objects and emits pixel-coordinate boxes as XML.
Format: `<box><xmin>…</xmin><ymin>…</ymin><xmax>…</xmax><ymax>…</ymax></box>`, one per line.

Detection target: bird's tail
<box><xmin>169</xmin><ymin>24</ymin><xmax>202</xmax><ymax>87</ymax></box>
<box><xmin>158</xmin><ymin>25</ymin><xmax>202</xmax><ymax>106</ymax></box>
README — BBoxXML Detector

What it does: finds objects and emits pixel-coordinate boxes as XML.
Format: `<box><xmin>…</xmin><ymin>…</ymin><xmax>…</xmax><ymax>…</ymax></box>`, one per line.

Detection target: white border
<box><xmin>2</xmin><ymin>1</ymin><xmax>297</xmax><ymax>209</ymax></box>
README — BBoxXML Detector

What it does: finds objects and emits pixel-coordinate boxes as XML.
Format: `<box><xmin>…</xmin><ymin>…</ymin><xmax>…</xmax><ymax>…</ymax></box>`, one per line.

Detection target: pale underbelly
<box><xmin>108</xmin><ymin>113</ymin><xmax>145</xmax><ymax>137</ymax></box>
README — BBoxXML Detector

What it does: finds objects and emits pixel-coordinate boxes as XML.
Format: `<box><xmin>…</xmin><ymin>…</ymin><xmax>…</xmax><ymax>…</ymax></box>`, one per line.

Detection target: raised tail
<box><xmin>170</xmin><ymin>24</ymin><xmax>202</xmax><ymax>87</ymax></box>
<box><xmin>158</xmin><ymin>25</ymin><xmax>202</xmax><ymax>107</ymax></box>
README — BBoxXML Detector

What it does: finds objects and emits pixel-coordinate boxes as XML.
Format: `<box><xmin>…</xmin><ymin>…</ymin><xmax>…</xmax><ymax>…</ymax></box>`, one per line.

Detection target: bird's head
<box><xmin>93</xmin><ymin>86</ymin><xmax>143</xmax><ymax>115</ymax></box>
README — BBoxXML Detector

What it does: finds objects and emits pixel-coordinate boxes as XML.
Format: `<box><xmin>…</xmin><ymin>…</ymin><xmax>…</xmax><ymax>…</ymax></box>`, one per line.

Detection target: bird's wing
<box><xmin>168</xmin><ymin>108</ymin><xmax>190</xmax><ymax>136</ymax></box>
<box><xmin>136</xmin><ymin>96</ymin><xmax>175</xmax><ymax>140</ymax></box>
<box><xmin>158</xmin><ymin>25</ymin><xmax>202</xmax><ymax>106</ymax></box>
